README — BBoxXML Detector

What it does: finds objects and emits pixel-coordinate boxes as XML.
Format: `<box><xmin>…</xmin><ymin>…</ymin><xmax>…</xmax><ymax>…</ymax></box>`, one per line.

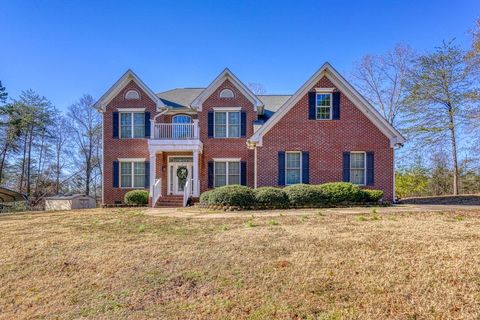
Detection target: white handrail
<box><xmin>153</xmin><ymin>123</ymin><xmax>197</xmax><ymax>140</ymax></box>
<box><xmin>183</xmin><ymin>179</ymin><xmax>192</xmax><ymax>207</ymax></box>
<box><xmin>153</xmin><ymin>178</ymin><xmax>161</xmax><ymax>206</ymax></box>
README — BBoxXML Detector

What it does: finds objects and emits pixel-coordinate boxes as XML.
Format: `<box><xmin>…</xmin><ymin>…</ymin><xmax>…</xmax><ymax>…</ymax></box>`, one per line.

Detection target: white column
<box><xmin>254</xmin><ymin>145</ymin><xmax>258</xmax><ymax>189</ymax></box>
<box><xmin>149</xmin><ymin>152</ymin><xmax>156</xmax><ymax>200</ymax></box>
<box><xmin>150</xmin><ymin>119</ymin><xmax>155</xmax><ymax>139</ymax></box>
<box><xmin>193</xmin><ymin>150</ymin><xmax>200</xmax><ymax>196</ymax></box>
<box><xmin>193</xmin><ymin>119</ymin><xmax>200</xmax><ymax>139</ymax></box>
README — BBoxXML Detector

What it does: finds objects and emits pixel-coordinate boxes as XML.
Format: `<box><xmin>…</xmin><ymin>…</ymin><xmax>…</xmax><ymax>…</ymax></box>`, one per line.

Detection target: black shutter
<box><xmin>240</xmin><ymin>161</ymin><xmax>247</xmax><ymax>185</ymax></box>
<box><xmin>208</xmin><ymin>161</ymin><xmax>214</xmax><ymax>188</ymax></box>
<box><xmin>342</xmin><ymin>152</ymin><xmax>350</xmax><ymax>182</ymax></box>
<box><xmin>332</xmin><ymin>92</ymin><xmax>340</xmax><ymax>120</ymax></box>
<box><xmin>113</xmin><ymin>160</ymin><xmax>119</xmax><ymax>188</ymax></box>
<box><xmin>113</xmin><ymin>112</ymin><xmax>119</xmax><ymax>138</ymax></box>
<box><xmin>144</xmin><ymin>112</ymin><xmax>151</xmax><ymax>138</ymax></box>
<box><xmin>240</xmin><ymin>112</ymin><xmax>247</xmax><ymax>137</ymax></box>
<box><xmin>208</xmin><ymin>111</ymin><xmax>214</xmax><ymax>138</ymax></box>
<box><xmin>302</xmin><ymin>151</ymin><xmax>310</xmax><ymax>184</ymax></box>
<box><xmin>308</xmin><ymin>92</ymin><xmax>316</xmax><ymax>120</ymax></box>
<box><xmin>144</xmin><ymin>161</ymin><xmax>150</xmax><ymax>189</ymax></box>
<box><xmin>278</xmin><ymin>151</ymin><xmax>286</xmax><ymax>186</ymax></box>
<box><xmin>366</xmin><ymin>152</ymin><xmax>374</xmax><ymax>185</ymax></box>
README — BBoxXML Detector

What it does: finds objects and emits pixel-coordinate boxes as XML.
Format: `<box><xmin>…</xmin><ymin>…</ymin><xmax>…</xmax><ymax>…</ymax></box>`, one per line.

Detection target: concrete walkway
<box><xmin>146</xmin><ymin>204</ymin><xmax>480</xmax><ymax>219</ymax></box>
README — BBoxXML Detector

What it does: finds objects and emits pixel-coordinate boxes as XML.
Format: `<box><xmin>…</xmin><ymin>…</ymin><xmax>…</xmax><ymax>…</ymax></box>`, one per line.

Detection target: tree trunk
<box><xmin>448</xmin><ymin>110</ymin><xmax>459</xmax><ymax>195</ymax></box>
<box><xmin>19</xmin><ymin>134</ymin><xmax>28</xmax><ymax>193</ymax></box>
<box><xmin>26</xmin><ymin>127</ymin><xmax>34</xmax><ymax>197</ymax></box>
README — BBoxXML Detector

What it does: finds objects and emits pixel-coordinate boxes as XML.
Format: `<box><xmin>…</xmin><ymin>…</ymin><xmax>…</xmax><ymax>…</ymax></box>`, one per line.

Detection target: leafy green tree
<box><xmin>395</xmin><ymin>158</ymin><xmax>429</xmax><ymax>198</ymax></box>
<box><xmin>404</xmin><ymin>40</ymin><xmax>480</xmax><ymax>195</ymax></box>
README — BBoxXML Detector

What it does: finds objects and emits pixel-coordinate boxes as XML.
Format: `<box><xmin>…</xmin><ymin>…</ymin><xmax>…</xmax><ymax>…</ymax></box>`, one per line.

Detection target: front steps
<box><xmin>154</xmin><ymin>195</ymin><xmax>199</xmax><ymax>208</ymax></box>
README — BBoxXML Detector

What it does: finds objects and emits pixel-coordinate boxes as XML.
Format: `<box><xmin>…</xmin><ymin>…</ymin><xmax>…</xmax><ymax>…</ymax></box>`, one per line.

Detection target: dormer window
<box><xmin>219</xmin><ymin>88</ymin><xmax>234</xmax><ymax>98</ymax></box>
<box><xmin>125</xmin><ymin>90</ymin><xmax>140</xmax><ymax>100</ymax></box>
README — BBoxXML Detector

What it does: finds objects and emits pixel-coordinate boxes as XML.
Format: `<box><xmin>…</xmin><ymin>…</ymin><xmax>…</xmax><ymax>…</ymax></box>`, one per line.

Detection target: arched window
<box><xmin>172</xmin><ymin>115</ymin><xmax>193</xmax><ymax>139</ymax></box>
<box><xmin>125</xmin><ymin>90</ymin><xmax>140</xmax><ymax>100</ymax></box>
<box><xmin>219</xmin><ymin>88</ymin><xmax>234</xmax><ymax>98</ymax></box>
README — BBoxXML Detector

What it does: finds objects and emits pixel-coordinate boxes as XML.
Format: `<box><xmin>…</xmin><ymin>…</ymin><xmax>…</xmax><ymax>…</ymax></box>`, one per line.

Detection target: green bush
<box><xmin>361</xmin><ymin>189</ymin><xmax>384</xmax><ymax>202</ymax></box>
<box><xmin>207</xmin><ymin>185</ymin><xmax>255</xmax><ymax>207</ymax></box>
<box><xmin>199</xmin><ymin>189</ymin><xmax>214</xmax><ymax>205</ymax></box>
<box><xmin>254</xmin><ymin>187</ymin><xmax>289</xmax><ymax>208</ymax></box>
<box><xmin>318</xmin><ymin>182</ymin><xmax>364</xmax><ymax>203</ymax></box>
<box><xmin>284</xmin><ymin>184</ymin><xmax>325</xmax><ymax>207</ymax></box>
<box><xmin>124</xmin><ymin>190</ymin><xmax>149</xmax><ymax>205</ymax></box>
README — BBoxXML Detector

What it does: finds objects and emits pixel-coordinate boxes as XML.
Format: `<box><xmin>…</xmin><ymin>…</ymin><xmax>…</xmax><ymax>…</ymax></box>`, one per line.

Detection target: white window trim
<box><xmin>350</xmin><ymin>151</ymin><xmax>367</xmax><ymax>186</ymax></box>
<box><xmin>119</xmin><ymin>111</ymin><xmax>145</xmax><ymax>139</ymax></box>
<box><xmin>125</xmin><ymin>89</ymin><xmax>140</xmax><ymax>100</ymax></box>
<box><xmin>214</xmin><ymin>160</ymin><xmax>241</xmax><ymax>187</ymax></box>
<box><xmin>285</xmin><ymin>151</ymin><xmax>302</xmax><ymax>185</ymax></box>
<box><xmin>315</xmin><ymin>92</ymin><xmax>333</xmax><ymax>120</ymax></box>
<box><xmin>315</xmin><ymin>87</ymin><xmax>335</xmax><ymax>93</ymax></box>
<box><xmin>212</xmin><ymin>107</ymin><xmax>242</xmax><ymax>111</ymax></box>
<box><xmin>119</xmin><ymin>160</ymin><xmax>146</xmax><ymax>189</ymax></box>
<box><xmin>117</xmin><ymin>107</ymin><xmax>146</xmax><ymax>112</ymax></box>
<box><xmin>219</xmin><ymin>88</ymin><xmax>235</xmax><ymax>98</ymax></box>
<box><xmin>213</xmin><ymin>110</ymin><xmax>241</xmax><ymax>138</ymax></box>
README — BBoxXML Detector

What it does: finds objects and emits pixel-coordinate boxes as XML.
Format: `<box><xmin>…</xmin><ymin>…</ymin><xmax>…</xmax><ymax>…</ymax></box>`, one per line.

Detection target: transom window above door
<box><xmin>120</xmin><ymin>112</ymin><xmax>145</xmax><ymax>138</ymax></box>
<box><xmin>214</xmin><ymin>111</ymin><xmax>240</xmax><ymax>138</ymax></box>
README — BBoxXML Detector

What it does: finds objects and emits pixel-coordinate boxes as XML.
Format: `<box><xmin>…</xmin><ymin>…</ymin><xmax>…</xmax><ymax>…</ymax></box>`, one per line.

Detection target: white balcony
<box><xmin>148</xmin><ymin>119</ymin><xmax>202</xmax><ymax>153</ymax></box>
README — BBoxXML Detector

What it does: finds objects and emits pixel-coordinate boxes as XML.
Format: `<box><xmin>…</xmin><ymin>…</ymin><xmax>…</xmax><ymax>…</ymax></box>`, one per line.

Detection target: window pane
<box><xmin>121</xmin><ymin>162</ymin><xmax>132</xmax><ymax>174</ymax></box>
<box><xmin>350</xmin><ymin>169</ymin><xmax>365</xmax><ymax>185</ymax></box>
<box><xmin>228</xmin><ymin>112</ymin><xmax>240</xmax><ymax>124</ymax></box>
<box><xmin>121</xmin><ymin>174</ymin><xmax>132</xmax><ymax>188</ymax></box>
<box><xmin>286</xmin><ymin>153</ymin><xmax>301</xmax><ymax>168</ymax></box>
<box><xmin>350</xmin><ymin>153</ymin><xmax>365</xmax><ymax>169</ymax></box>
<box><xmin>316</xmin><ymin>94</ymin><xmax>331</xmax><ymax>107</ymax></box>
<box><xmin>229</xmin><ymin>174</ymin><xmax>240</xmax><ymax>185</ymax></box>
<box><xmin>133</xmin><ymin>125</ymin><xmax>145</xmax><ymax>138</ymax></box>
<box><xmin>286</xmin><ymin>169</ymin><xmax>301</xmax><ymax>185</ymax></box>
<box><xmin>215</xmin><ymin>175</ymin><xmax>226</xmax><ymax>187</ymax></box>
<box><xmin>134</xmin><ymin>162</ymin><xmax>145</xmax><ymax>174</ymax></box>
<box><xmin>215</xmin><ymin>125</ymin><xmax>226</xmax><ymax>138</ymax></box>
<box><xmin>228</xmin><ymin>162</ymin><xmax>240</xmax><ymax>175</ymax></box>
<box><xmin>121</xmin><ymin>126</ymin><xmax>132</xmax><ymax>138</ymax></box>
<box><xmin>215</xmin><ymin>112</ymin><xmax>226</xmax><ymax>124</ymax></box>
<box><xmin>215</xmin><ymin>162</ymin><xmax>226</xmax><ymax>174</ymax></box>
<box><xmin>228</xmin><ymin>124</ymin><xmax>240</xmax><ymax>137</ymax></box>
<box><xmin>317</xmin><ymin>107</ymin><xmax>331</xmax><ymax>120</ymax></box>
<box><xmin>121</xmin><ymin>113</ymin><xmax>132</xmax><ymax>125</ymax></box>
<box><xmin>133</xmin><ymin>113</ymin><xmax>144</xmax><ymax>125</ymax></box>
<box><xmin>133</xmin><ymin>175</ymin><xmax>145</xmax><ymax>188</ymax></box>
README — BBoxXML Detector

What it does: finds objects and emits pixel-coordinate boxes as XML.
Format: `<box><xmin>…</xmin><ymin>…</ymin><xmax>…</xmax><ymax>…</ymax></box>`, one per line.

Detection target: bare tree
<box><xmin>51</xmin><ymin>114</ymin><xmax>70</xmax><ymax>194</ymax></box>
<box><xmin>67</xmin><ymin>95</ymin><xmax>102</xmax><ymax>196</ymax></box>
<box><xmin>404</xmin><ymin>40</ymin><xmax>480</xmax><ymax>195</ymax></box>
<box><xmin>351</xmin><ymin>44</ymin><xmax>415</xmax><ymax>126</ymax></box>
<box><xmin>247</xmin><ymin>82</ymin><xmax>266</xmax><ymax>95</ymax></box>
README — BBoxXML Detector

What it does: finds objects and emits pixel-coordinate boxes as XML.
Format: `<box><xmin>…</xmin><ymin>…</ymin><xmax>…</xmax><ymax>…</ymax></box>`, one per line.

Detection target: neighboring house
<box><xmin>94</xmin><ymin>63</ymin><xmax>405</xmax><ymax>207</ymax></box>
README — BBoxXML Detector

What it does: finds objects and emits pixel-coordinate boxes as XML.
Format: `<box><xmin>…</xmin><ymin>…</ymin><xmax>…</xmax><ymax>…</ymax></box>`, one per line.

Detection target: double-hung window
<box><xmin>214</xmin><ymin>161</ymin><xmax>240</xmax><ymax>187</ymax></box>
<box><xmin>120</xmin><ymin>161</ymin><xmax>145</xmax><ymax>188</ymax></box>
<box><xmin>316</xmin><ymin>93</ymin><xmax>332</xmax><ymax>120</ymax></box>
<box><xmin>120</xmin><ymin>112</ymin><xmax>145</xmax><ymax>138</ymax></box>
<box><xmin>214</xmin><ymin>111</ymin><xmax>240</xmax><ymax>138</ymax></box>
<box><xmin>285</xmin><ymin>152</ymin><xmax>301</xmax><ymax>185</ymax></box>
<box><xmin>350</xmin><ymin>152</ymin><xmax>366</xmax><ymax>185</ymax></box>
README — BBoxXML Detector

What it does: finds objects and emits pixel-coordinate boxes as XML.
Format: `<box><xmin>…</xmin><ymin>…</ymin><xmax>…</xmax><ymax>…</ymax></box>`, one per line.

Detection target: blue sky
<box><xmin>0</xmin><ymin>0</ymin><xmax>478</xmax><ymax>110</ymax></box>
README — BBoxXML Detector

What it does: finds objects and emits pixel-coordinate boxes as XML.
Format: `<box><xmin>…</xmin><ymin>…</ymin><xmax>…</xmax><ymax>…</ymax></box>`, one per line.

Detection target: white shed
<box><xmin>45</xmin><ymin>194</ymin><xmax>97</xmax><ymax>211</ymax></box>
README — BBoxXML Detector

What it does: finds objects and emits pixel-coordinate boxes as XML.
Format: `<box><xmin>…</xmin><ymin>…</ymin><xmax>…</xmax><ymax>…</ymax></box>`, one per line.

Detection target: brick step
<box><xmin>154</xmin><ymin>196</ymin><xmax>198</xmax><ymax>208</ymax></box>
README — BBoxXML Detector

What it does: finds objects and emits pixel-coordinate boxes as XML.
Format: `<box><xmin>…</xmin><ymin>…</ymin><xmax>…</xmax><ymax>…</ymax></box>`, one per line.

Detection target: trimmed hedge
<box><xmin>254</xmin><ymin>187</ymin><xmax>289</xmax><ymax>208</ymax></box>
<box><xmin>199</xmin><ymin>182</ymin><xmax>385</xmax><ymax>209</ymax></box>
<box><xmin>124</xmin><ymin>190</ymin><xmax>149</xmax><ymax>205</ymax></box>
<box><xmin>207</xmin><ymin>185</ymin><xmax>255</xmax><ymax>207</ymax></box>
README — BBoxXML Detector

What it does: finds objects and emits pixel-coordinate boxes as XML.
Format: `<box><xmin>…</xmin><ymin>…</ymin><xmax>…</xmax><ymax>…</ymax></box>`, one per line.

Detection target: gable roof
<box><xmin>190</xmin><ymin>68</ymin><xmax>264</xmax><ymax>112</ymax></box>
<box><xmin>93</xmin><ymin>69</ymin><xmax>165</xmax><ymax>112</ymax></box>
<box><xmin>249</xmin><ymin>62</ymin><xmax>406</xmax><ymax>147</ymax></box>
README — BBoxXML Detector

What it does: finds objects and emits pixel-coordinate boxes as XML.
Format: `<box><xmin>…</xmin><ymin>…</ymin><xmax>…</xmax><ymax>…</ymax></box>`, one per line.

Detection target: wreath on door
<box><xmin>176</xmin><ymin>167</ymin><xmax>188</xmax><ymax>180</ymax></box>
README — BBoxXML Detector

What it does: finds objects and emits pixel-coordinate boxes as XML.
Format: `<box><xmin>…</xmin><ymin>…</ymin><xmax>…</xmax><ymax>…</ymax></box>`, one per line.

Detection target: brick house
<box><xmin>94</xmin><ymin>63</ymin><xmax>405</xmax><ymax>206</ymax></box>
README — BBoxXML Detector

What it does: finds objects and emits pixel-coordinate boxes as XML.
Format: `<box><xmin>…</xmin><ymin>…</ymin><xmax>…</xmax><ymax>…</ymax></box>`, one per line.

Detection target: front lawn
<box><xmin>1</xmin><ymin>207</ymin><xmax>480</xmax><ymax>319</ymax></box>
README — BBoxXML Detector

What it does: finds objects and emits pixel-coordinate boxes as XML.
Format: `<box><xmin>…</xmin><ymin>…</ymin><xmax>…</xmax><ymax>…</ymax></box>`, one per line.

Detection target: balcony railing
<box><xmin>151</xmin><ymin>121</ymin><xmax>199</xmax><ymax>140</ymax></box>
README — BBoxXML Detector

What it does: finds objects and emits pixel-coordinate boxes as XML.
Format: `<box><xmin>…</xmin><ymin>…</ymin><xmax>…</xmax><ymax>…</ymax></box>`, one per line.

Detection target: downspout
<box><xmin>392</xmin><ymin>141</ymin><xmax>404</xmax><ymax>204</ymax></box>
<box><xmin>254</xmin><ymin>144</ymin><xmax>258</xmax><ymax>189</ymax></box>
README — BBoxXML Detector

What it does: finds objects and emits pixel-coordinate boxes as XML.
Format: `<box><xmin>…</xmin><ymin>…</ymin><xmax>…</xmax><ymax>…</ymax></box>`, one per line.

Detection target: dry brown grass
<box><xmin>1</xmin><ymin>207</ymin><xmax>480</xmax><ymax>319</ymax></box>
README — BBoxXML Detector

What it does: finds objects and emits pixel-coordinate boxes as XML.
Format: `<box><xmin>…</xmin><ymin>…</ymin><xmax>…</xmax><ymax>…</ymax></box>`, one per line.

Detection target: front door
<box><xmin>168</xmin><ymin>157</ymin><xmax>194</xmax><ymax>195</ymax></box>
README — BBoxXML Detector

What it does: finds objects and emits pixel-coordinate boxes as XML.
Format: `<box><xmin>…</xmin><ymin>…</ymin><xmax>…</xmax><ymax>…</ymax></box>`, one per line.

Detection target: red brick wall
<box><xmin>197</xmin><ymin>79</ymin><xmax>255</xmax><ymax>192</ymax></box>
<box><xmin>102</xmin><ymin>80</ymin><xmax>156</xmax><ymax>204</ymax></box>
<box><xmin>256</xmin><ymin>76</ymin><xmax>394</xmax><ymax>201</ymax></box>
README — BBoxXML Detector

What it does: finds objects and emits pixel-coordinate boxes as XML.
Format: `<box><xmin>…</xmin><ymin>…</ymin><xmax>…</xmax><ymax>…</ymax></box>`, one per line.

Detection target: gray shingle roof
<box><xmin>156</xmin><ymin>88</ymin><xmax>291</xmax><ymax>113</ymax></box>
